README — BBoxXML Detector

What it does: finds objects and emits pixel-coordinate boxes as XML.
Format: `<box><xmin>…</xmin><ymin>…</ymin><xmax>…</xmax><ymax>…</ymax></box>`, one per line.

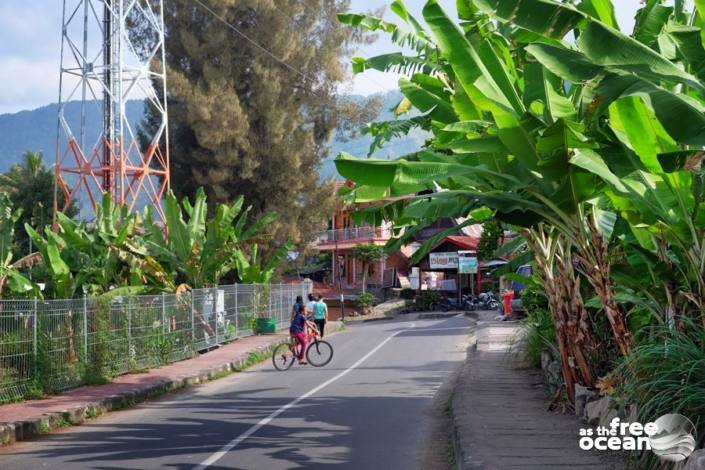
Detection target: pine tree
<box><xmin>142</xmin><ymin>0</ymin><xmax>379</xmax><ymax>256</ymax></box>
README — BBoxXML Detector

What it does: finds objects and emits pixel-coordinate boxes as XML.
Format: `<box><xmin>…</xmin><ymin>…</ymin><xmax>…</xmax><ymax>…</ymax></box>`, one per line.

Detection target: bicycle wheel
<box><xmin>306</xmin><ymin>340</ymin><xmax>333</xmax><ymax>367</ymax></box>
<box><xmin>272</xmin><ymin>342</ymin><xmax>297</xmax><ymax>371</ymax></box>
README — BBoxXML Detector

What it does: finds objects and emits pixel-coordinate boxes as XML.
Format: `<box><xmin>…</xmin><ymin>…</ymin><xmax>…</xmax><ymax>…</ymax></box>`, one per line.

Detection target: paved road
<box><xmin>0</xmin><ymin>315</ymin><xmax>473</xmax><ymax>470</ymax></box>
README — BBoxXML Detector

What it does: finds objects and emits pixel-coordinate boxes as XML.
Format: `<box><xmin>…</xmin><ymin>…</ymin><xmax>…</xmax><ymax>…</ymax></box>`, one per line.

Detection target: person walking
<box><xmin>290</xmin><ymin>295</ymin><xmax>307</xmax><ymax>365</ymax></box>
<box><xmin>313</xmin><ymin>294</ymin><xmax>328</xmax><ymax>337</ymax></box>
<box><xmin>305</xmin><ymin>293</ymin><xmax>316</xmax><ymax>317</ymax></box>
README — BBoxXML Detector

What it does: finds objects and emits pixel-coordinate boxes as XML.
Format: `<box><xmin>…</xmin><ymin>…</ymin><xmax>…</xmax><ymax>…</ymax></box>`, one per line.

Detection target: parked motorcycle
<box><xmin>479</xmin><ymin>292</ymin><xmax>501</xmax><ymax>311</ymax></box>
<box><xmin>439</xmin><ymin>294</ymin><xmax>472</xmax><ymax>312</ymax></box>
<box><xmin>464</xmin><ymin>292</ymin><xmax>502</xmax><ymax>311</ymax></box>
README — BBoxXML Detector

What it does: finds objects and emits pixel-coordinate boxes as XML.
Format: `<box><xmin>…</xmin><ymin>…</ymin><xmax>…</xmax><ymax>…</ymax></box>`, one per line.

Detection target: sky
<box><xmin>0</xmin><ymin>0</ymin><xmax>655</xmax><ymax>115</ymax></box>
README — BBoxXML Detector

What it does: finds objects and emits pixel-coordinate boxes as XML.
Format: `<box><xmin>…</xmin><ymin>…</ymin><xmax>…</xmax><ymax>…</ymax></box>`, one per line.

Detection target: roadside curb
<box><xmin>449</xmin><ymin>344</ymin><xmax>482</xmax><ymax>470</ymax></box>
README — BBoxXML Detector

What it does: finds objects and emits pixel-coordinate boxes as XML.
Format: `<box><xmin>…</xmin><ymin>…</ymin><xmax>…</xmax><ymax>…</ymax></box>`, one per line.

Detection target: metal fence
<box><xmin>0</xmin><ymin>282</ymin><xmax>310</xmax><ymax>404</ymax></box>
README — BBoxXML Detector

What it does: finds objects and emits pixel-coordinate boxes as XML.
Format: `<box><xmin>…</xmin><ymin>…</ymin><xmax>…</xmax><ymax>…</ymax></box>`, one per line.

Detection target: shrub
<box><xmin>415</xmin><ymin>290</ymin><xmax>441</xmax><ymax>311</ymax></box>
<box><xmin>356</xmin><ymin>292</ymin><xmax>377</xmax><ymax>314</ymax></box>
<box><xmin>400</xmin><ymin>288</ymin><xmax>416</xmax><ymax>300</ymax></box>
<box><xmin>520</xmin><ymin>285</ymin><xmax>548</xmax><ymax>316</ymax></box>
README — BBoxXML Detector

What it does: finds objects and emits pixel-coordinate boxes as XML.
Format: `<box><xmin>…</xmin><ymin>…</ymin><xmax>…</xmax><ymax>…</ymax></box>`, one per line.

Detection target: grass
<box><xmin>515</xmin><ymin>307</ymin><xmax>556</xmax><ymax>368</ymax></box>
<box><xmin>446</xmin><ymin>437</ymin><xmax>456</xmax><ymax>466</ymax></box>
<box><xmin>39</xmin><ymin>421</ymin><xmax>50</xmax><ymax>434</ymax></box>
<box><xmin>616</xmin><ymin>319</ymin><xmax>705</xmax><ymax>469</ymax></box>
<box><xmin>85</xmin><ymin>406</ymin><xmax>101</xmax><ymax>420</ymax></box>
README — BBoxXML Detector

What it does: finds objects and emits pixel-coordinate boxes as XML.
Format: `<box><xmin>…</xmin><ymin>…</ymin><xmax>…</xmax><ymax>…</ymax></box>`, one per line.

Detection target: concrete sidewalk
<box><xmin>452</xmin><ymin>323</ymin><xmax>622</xmax><ymax>469</ymax></box>
<box><xmin>0</xmin><ymin>324</ymin><xmax>339</xmax><ymax>447</ymax></box>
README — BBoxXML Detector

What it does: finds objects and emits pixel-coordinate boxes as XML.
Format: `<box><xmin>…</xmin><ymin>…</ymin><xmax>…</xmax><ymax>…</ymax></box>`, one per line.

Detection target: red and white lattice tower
<box><xmin>55</xmin><ymin>0</ymin><xmax>169</xmax><ymax>221</ymax></box>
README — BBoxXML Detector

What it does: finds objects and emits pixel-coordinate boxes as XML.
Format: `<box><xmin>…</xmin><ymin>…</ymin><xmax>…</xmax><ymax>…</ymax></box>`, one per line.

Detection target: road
<box><xmin>0</xmin><ymin>315</ymin><xmax>473</xmax><ymax>470</ymax></box>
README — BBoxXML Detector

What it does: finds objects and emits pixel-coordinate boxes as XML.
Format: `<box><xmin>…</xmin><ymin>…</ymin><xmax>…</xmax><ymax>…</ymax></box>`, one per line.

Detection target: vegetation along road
<box><xmin>0</xmin><ymin>316</ymin><xmax>472</xmax><ymax>469</ymax></box>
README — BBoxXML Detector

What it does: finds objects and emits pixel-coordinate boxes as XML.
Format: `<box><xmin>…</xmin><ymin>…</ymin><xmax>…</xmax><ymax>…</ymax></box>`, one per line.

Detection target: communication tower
<box><xmin>55</xmin><ymin>0</ymin><xmax>169</xmax><ymax>220</ymax></box>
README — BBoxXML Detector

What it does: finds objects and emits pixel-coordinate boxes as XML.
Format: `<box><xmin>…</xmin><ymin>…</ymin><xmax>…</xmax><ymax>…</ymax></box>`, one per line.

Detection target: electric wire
<box><xmin>192</xmin><ymin>0</ymin><xmax>320</xmax><ymax>87</ymax></box>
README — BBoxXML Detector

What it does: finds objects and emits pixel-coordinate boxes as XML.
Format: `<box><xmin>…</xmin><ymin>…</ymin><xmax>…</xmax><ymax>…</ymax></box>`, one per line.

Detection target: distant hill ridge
<box><xmin>0</xmin><ymin>91</ymin><xmax>425</xmax><ymax>179</ymax></box>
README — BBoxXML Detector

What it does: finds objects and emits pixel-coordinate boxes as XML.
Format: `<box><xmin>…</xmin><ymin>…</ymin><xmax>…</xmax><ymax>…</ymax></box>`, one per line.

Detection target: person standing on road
<box><xmin>290</xmin><ymin>296</ymin><xmax>308</xmax><ymax>365</ymax></box>
<box><xmin>305</xmin><ymin>293</ymin><xmax>316</xmax><ymax>317</ymax></box>
<box><xmin>313</xmin><ymin>294</ymin><xmax>328</xmax><ymax>337</ymax></box>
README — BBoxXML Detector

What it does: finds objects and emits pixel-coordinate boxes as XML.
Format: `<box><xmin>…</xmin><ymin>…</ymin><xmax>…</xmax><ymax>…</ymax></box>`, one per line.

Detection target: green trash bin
<box><xmin>256</xmin><ymin>317</ymin><xmax>277</xmax><ymax>334</ymax></box>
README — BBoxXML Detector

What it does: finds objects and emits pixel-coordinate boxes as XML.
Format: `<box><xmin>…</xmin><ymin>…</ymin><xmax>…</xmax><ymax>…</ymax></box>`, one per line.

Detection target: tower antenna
<box><xmin>55</xmin><ymin>0</ymin><xmax>170</xmax><ymax>221</ymax></box>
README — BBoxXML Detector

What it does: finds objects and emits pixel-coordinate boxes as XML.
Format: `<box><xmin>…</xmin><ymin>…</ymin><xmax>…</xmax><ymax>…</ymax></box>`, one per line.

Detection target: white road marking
<box><xmin>400</xmin><ymin>326</ymin><xmax>473</xmax><ymax>333</ymax></box>
<box><xmin>193</xmin><ymin>325</ymin><xmax>414</xmax><ymax>470</ymax></box>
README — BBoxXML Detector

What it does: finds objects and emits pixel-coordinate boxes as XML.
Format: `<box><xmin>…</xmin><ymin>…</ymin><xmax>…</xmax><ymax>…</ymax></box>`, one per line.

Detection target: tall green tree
<box><xmin>142</xmin><ymin>0</ymin><xmax>380</xmax><ymax>257</ymax></box>
<box><xmin>0</xmin><ymin>151</ymin><xmax>76</xmax><ymax>257</ymax></box>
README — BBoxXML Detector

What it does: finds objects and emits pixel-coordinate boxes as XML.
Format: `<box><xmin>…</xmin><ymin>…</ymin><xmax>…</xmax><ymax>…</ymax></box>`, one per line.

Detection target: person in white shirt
<box><xmin>305</xmin><ymin>294</ymin><xmax>316</xmax><ymax>317</ymax></box>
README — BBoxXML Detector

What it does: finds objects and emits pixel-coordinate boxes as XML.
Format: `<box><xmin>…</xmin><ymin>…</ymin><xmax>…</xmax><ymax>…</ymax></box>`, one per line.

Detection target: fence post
<box><xmin>280</xmin><ymin>284</ymin><xmax>284</xmax><ymax>328</ymax></box>
<box><xmin>127</xmin><ymin>296</ymin><xmax>132</xmax><ymax>360</ymax></box>
<box><xmin>214</xmin><ymin>285</ymin><xmax>219</xmax><ymax>345</ymax></box>
<box><xmin>33</xmin><ymin>298</ymin><xmax>38</xmax><ymax>370</ymax></box>
<box><xmin>234</xmin><ymin>284</ymin><xmax>238</xmax><ymax>338</ymax></box>
<box><xmin>83</xmin><ymin>294</ymin><xmax>88</xmax><ymax>362</ymax></box>
<box><xmin>161</xmin><ymin>293</ymin><xmax>166</xmax><ymax>333</ymax></box>
<box><xmin>190</xmin><ymin>290</ymin><xmax>195</xmax><ymax>346</ymax></box>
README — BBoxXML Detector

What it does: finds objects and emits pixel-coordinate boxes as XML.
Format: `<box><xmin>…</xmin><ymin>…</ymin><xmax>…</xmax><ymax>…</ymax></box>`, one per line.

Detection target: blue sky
<box><xmin>0</xmin><ymin>0</ymin><xmax>650</xmax><ymax>114</ymax></box>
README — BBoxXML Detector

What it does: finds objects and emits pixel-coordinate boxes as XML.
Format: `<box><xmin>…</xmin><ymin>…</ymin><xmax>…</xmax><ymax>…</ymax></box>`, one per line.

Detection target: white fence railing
<box><xmin>315</xmin><ymin>226</ymin><xmax>390</xmax><ymax>244</ymax></box>
<box><xmin>0</xmin><ymin>282</ymin><xmax>310</xmax><ymax>403</ymax></box>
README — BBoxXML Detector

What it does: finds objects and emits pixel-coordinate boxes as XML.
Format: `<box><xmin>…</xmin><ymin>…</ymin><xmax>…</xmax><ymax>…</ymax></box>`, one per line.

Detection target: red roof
<box><xmin>333</xmin><ymin>180</ymin><xmax>354</xmax><ymax>190</ymax></box>
<box><xmin>440</xmin><ymin>235</ymin><xmax>480</xmax><ymax>251</ymax></box>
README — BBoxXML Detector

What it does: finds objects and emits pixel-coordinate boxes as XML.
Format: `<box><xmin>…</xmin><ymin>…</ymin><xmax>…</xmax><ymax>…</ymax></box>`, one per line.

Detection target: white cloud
<box><xmin>0</xmin><ymin>0</ymin><xmax>697</xmax><ymax>110</ymax></box>
<box><xmin>346</xmin><ymin>70</ymin><xmax>402</xmax><ymax>96</ymax></box>
<box><xmin>0</xmin><ymin>57</ymin><xmax>59</xmax><ymax>114</ymax></box>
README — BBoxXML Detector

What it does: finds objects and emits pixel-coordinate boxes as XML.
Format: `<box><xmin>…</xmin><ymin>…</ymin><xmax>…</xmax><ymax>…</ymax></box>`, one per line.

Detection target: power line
<box><xmin>270</xmin><ymin>1</ymin><xmax>405</xmax><ymax>94</ymax></box>
<box><xmin>192</xmin><ymin>0</ymin><xmax>319</xmax><ymax>87</ymax></box>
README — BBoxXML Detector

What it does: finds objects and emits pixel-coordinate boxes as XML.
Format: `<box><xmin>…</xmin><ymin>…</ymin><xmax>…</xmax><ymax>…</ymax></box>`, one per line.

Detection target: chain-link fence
<box><xmin>0</xmin><ymin>282</ymin><xmax>310</xmax><ymax>404</ymax></box>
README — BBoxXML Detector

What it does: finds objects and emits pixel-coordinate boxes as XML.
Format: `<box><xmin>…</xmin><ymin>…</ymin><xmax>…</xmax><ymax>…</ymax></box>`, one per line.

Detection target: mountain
<box><xmin>321</xmin><ymin>90</ymin><xmax>428</xmax><ymax>179</ymax></box>
<box><xmin>0</xmin><ymin>90</ymin><xmax>425</xmax><ymax>179</ymax></box>
<box><xmin>0</xmin><ymin>101</ymin><xmax>145</xmax><ymax>172</ymax></box>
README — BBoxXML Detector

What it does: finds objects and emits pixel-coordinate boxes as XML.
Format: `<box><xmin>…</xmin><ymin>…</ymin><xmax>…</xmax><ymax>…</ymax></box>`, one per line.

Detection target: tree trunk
<box><xmin>525</xmin><ymin>228</ymin><xmax>597</xmax><ymax>403</ymax></box>
<box><xmin>576</xmin><ymin>219</ymin><xmax>632</xmax><ymax>357</ymax></box>
<box><xmin>361</xmin><ymin>262</ymin><xmax>367</xmax><ymax>294</ymax></box>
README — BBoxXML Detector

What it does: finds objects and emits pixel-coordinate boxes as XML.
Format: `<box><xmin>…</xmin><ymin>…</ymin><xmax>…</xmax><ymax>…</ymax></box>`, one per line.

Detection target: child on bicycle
<box><xmin>290</xmin><ymin>296</ymin><xmax>308</xmax><ymax>365</ymax></box>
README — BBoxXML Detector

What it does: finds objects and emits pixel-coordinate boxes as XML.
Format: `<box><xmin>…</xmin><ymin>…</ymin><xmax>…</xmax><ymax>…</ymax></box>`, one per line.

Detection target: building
<box><xmin>312</xmin><ymin>182</ymin><xmax>508</xmax><ymax>301</ymax></box>
<box><xmin>309</xmin><ymin>182</ymin><xmax>409</xmax><ymax>296</ymax></box>
<box><xmin>314</xmin><ymin>209</ymin><xmax>407</xmax><ymax>295</ymax></box>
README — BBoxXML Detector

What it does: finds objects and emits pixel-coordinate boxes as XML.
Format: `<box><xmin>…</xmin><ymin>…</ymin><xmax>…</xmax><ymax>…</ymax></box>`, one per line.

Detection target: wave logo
<box><xmin>648</xmin><ymin>414</ymin><xmax>697</xmax><ymax>462</ymax></box>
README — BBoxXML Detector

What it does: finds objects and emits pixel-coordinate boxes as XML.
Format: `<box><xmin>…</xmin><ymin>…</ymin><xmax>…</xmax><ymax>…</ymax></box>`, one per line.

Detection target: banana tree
<box><xmin>143</xmin><ymin>188</ymin><xmax>277</xmax><ymax>290</ymax></box>
<box><xmin>337</xmin><ymin>0</ymin><xmax>630</xmax><ymax>369</ymax></box>
<box><xmin>24</xmin><ymin>194</ymin><xmax>155</xmax><ymax>363</ymax></box>
<box><xmin>339</xmin><ymin>0</ymin><xmax>705</xmax><ymax>360</ymax></box>
<box><xmin>234</xmin><ymin>241</ymin><xmax>293</xmax><ymax>322</ymax></box>
<box><xmin>0</xmin><ymin>193</ymin><xmax>38</xmax><ymax>298</ymax></box>
<box><xmin>25</xmin><ymin>194</ymin><xmax>157</xmax><ymax>299</ymax></box>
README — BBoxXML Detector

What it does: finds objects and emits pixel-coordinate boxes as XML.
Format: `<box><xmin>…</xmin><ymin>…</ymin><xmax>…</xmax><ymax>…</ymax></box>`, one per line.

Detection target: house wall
<box><xmin>329</xmin><ymin>251</ymin><xmax>397</xmax><ymax>290</ymax></box>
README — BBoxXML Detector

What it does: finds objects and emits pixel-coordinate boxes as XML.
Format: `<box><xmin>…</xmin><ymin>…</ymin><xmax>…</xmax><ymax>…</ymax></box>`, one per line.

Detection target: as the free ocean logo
<box><xmin>579</xmin><ymin>414</ymin><xmax>696</xmax><ymax>462</ymax></box>
<box><xmin>648</xmin><ymin>414</ymin><xmax>696</xmax><ymax>462</ymax></box>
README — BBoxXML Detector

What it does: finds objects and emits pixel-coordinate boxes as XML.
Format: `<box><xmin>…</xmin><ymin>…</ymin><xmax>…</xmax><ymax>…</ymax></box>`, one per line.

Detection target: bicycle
<box><xmin>272</xmin><ymin>321</ymin><xmax>334</xmax><ymax>371</ymax></box>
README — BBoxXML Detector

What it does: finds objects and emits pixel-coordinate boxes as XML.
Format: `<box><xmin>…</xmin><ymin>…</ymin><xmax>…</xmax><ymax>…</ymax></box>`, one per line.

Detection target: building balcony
<box><xmin>314</xmin><ymin>226</ymin><xmax>391</xmax><ymax>249</ymax></box>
